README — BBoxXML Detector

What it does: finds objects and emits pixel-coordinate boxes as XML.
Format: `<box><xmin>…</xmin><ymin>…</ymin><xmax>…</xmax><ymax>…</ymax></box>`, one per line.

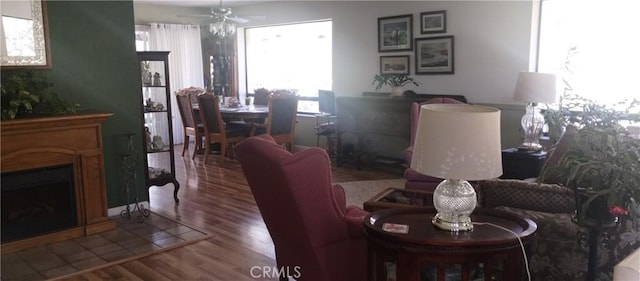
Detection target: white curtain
<box><xmin>149</xmin><ymin>23</ymin><xmax>204</xmax><ymax>145</ymax></box>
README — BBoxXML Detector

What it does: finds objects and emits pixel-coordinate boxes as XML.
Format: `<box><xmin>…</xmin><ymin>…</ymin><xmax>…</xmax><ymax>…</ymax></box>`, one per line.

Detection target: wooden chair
<box><xmin>250</xmin><ymin>93</ymin><xmax>299</xmax><ymax>151</ymax></box>
<box><xmin>253</xmin><ymin>88</ymin><xmax>270</xmax><ymax>105</ymax></box>
<box><xmin>197</xmin><ymin>92</ymin><xmax>248</xmax><ymax>163</ymax></box>
<box><xmin>175</xmin><ymin>88</ymin><xmax>205</xmax><ymax>159</ymax></box>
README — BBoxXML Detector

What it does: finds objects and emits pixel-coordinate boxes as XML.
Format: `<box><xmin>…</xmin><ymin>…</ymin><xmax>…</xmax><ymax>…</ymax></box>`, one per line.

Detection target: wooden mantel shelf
<box><xmin>1</xmin><ymin>112</ymin><xmax>113</xmax><ymax>133</ymax></box>
<box><xmin>1</xmin><ymin>112</ymin><xmax>116</xmax><ymax>253</ymax></box>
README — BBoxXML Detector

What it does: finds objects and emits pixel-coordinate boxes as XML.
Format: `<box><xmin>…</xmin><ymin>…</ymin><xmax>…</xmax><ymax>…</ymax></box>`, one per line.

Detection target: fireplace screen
<box><xmin>1</xmin><ymin>164</ymin><xmax>77</xmax><ymax>243</ymax></box>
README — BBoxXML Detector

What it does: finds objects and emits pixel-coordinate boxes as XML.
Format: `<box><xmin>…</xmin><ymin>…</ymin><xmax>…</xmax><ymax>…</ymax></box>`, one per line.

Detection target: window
<box><xmin>538</xmin><ymin>0</ymin><xmax>640</xmax><ymax>108</ymax></box>
<box><xmin>135</xmin><ymin>25</ymin><xmax>150</xmax><ymax>51</ymax></box>
<box><xmin>245</xmin><ymin>20</ymin><xmax>332</xmax><ymax>113</ymax></box>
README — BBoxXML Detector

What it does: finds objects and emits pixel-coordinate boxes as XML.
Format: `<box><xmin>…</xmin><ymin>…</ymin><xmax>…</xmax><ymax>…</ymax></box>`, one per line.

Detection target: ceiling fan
<box><xmin>181</xmin><ymin>0</ymin><xmax>263</xmax><ymax>24</ymax></box>
<box><xmin>179</xmin><ymin>0</ymin><xmax>264</xmax><ymax>38</ymax></box>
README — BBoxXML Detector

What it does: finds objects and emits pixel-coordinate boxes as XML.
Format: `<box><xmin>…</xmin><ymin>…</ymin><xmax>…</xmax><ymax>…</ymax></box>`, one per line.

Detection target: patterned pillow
<box><xmin>539</xmin><ymin>125</ymin><xmax>578</xmax><ymax>184</ymax></box>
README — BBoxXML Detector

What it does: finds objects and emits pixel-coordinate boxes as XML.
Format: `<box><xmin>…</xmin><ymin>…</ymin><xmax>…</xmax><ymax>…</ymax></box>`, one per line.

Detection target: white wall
<box><xmin>134</xmin><ymin>1</ymin><xmax>535</xmax><ymax>151</ymax></box>
<box><xmin>232</xmin><ymin>1</ymin><xmax>533</xmax><ymax>150</ymax></box>
<box><xmin>231</xmin><ymin>1</ymin><xmax>534</xmax><ymax>104</ymax></box>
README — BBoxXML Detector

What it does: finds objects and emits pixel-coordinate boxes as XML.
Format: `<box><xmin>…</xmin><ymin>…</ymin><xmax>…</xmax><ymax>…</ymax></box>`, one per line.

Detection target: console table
<box><xmin>363</xmin><ymin>207</ymin><xmax>537</xmax><ymax>281</ymax></box>
<box><xmin>336</xmin><ymin>95</ymin><xmax>466</xmax><ymax>169</ymax></box>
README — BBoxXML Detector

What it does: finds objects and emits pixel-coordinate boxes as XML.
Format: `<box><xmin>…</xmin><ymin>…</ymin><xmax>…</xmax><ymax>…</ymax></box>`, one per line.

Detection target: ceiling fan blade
<box><xmin>241</xmin><ymin>15</ymin><xmax>267</xmax><ymax>20</ymax></box>
<box><xmin>176</xmin><ymin>14</ymin><xmax>213</xmax><ymax>19</ymax></box>
<box><xmin>227</xmin><ymin>17</ymin><xmax>249</xmax><ymax>24</ymax></box>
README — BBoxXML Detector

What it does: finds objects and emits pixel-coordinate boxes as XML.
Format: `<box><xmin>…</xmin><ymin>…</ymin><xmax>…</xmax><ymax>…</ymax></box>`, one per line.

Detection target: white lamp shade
<box><xmin>513</xmin><ymin>72</ymin><xmax>558</xmax><ymax>104</ymax></box>
<box><xmin>410</xmin><ymin>104</ymin><xmax>503</xmax><ymax>180</ymax></box>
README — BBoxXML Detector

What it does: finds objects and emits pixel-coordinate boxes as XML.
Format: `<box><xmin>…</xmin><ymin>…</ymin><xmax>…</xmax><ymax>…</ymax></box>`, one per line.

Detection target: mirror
<box><xmin>1</xmin><ymin>0</ymin><xmax>51</xmax><ymax>68</ymax></box>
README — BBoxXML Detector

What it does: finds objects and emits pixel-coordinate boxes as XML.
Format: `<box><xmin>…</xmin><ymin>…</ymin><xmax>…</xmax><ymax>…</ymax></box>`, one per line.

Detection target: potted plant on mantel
<box><xmin>372</xmin><ymin>73</ymin><xmax>420</xmax><ymax>97</ymax></box>
<box><xmin>1</xmin><ymin>69</ymin><xmax>79</xmax><ymax>120</ymax></box>
<box><xmin>541</xmin><ymin>98</ymin><xmax>640</xmax><ymax>228</ymax></box>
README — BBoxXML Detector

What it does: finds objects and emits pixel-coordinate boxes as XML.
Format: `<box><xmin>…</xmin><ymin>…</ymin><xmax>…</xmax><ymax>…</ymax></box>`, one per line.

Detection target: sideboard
<box><xmin>336</xmin><ymin>94</ymin><xmax>466</xmax><ymax>169</ymax></box>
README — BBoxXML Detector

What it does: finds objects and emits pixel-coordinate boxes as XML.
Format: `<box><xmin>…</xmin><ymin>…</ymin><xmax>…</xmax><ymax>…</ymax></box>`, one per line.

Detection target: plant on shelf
<box><xmin>1</xmin><ymin>69</ymin><xmax>79</xmax><ymax>120</ymax></box>
<box><xmin>541</xmin><ymin>98</ymin><xmax>640</xmax><ymax>227</ymax></box>
<box><xmin>372</xmin><ymin>73</ymin><xmax>419</xmax><ymax>96</ymax></box>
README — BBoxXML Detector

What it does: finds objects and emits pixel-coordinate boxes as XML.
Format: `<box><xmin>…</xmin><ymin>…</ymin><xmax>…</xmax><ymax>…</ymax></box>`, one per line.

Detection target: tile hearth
<box><xmin>1</xmin><ymin>213</ymin><xmax>207</xmax><ymax>281</ymax></box>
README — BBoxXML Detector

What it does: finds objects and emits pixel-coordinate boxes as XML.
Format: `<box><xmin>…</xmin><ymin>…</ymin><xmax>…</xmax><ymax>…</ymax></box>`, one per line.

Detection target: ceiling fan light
<box><xmin>209</xmin><ymin>21</ymin><xmax>236</xmax><ymax>38</ymax></box>
<box><xmin>225</xmin><ymin>21</ymin><xmax>236</xmax><ymax>35</ymax></box>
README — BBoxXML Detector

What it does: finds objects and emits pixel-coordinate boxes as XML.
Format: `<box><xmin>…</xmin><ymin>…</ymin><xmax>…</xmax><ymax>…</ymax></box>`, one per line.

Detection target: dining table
<box><xmin>193</xmin><ymin>103</ymin><xmax>269</xmax><ymax>120</ymax></box>
<box><xmin>189</xmin><ymin>103</ymin><xmax>268</xmax><ymax>155</ymax></box>
<box><xmin>218</xmin><ymin>104</ymin><xmax>269</xmax><ymax>120</ymax></box>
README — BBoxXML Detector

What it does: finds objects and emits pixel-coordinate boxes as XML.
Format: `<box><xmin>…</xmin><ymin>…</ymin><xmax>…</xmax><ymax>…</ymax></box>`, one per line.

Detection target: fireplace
<box><xmin>1</xmin><ymin>164</ymin><xmax>78</xmax><ymax>242</ymax></box>
<box><xmin>0</xmin><ymin>113</ymin><xmax>116</xmax><ymax>253</ymax></box>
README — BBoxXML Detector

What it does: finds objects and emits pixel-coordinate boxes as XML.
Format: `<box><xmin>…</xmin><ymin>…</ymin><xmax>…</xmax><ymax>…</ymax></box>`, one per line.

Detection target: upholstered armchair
<box><xmin>234</xmin><ymin>134</ymin><xmax>368</xmax><ymax>281</ymax></box>
<box><xmin>403</xmin><ymin>97</ymin><xmax>466</xmax><ymax>192</ymax></box>
<box><xmin>476</xmin><ymin>127</ymin><xmax>640</xmax><ymax>281</ymax></box>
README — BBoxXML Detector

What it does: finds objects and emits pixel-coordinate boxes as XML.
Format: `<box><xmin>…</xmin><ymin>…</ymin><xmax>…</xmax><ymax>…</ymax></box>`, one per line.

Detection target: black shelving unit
<box><xmin>137</xmin><ymin>51</ymin><xmax>179</xmax><ymax>203</ymax></box>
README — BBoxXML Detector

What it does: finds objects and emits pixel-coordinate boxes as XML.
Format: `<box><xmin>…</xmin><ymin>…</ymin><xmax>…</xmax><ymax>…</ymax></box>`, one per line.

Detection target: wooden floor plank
<box><xmin>56</xmin><ymin>144</ymin><xmax>402</xmax><ymax>280</ymax></box>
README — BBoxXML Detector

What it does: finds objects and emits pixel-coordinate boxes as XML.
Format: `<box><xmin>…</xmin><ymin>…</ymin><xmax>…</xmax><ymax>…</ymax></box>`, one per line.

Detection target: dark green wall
<box><xmin>48</xmin><ymin>1</ymin><xmax>146</xmax><ymax>207</ymax></box>
<box><xmin>1</xmin><ymin>1</ymin><xmax>146</xmax><ymax>208</ymax></box>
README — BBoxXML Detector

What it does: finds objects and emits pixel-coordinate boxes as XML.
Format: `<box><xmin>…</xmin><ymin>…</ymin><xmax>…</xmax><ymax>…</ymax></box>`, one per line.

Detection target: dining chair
<box><xmin>175</xmin><ymin>88</ymin><xmax>205</xmax><ymax>159</ymax></box>
<box><xmin>197</xmin><ymin>92</ymin><xmax>249</xmax><ymax>163</ymax></box>
<box><xmin>250</xmin><ymin>93</ymin><xmax>299</xmax><ymax>151</ymax></box>
<box><xmin>253</xmin><ymin>88</ymin><xmax>270</xmax><ymax>106</ymax></box>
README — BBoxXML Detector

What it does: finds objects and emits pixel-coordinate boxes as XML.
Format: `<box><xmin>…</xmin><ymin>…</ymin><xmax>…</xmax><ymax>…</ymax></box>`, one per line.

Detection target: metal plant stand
<box><xmin>120</xmin><ymin>134</ymin><xmax>150</xmax><ymax>223</ymax></box>
<box><xmin>575</xmin><ymin>215</ymin><xmax>617</xmax><ymax>281</ymax></box>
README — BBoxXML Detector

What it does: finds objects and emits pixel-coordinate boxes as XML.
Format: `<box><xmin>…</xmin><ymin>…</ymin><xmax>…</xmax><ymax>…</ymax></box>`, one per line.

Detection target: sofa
<box><xmin>475</xmin><ymin>127</ymin><xmax>640</xmax><ymax>281</ymax></box>
<box><xmin>476</xmin><ymin>179</ymin><xmax>639</xmax><ymax>281</ymax></box>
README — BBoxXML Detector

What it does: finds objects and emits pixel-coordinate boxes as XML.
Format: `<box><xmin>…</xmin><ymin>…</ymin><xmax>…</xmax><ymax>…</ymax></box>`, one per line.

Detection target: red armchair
<box><xmin>404</xmin><ymin>98</ymin><xmax>466</xmax><ymax>192</ymax></box>
<box><xmin>234</xmin><ymin>134</ymin><xmax>368</xmax><ymax>281</ymax></box>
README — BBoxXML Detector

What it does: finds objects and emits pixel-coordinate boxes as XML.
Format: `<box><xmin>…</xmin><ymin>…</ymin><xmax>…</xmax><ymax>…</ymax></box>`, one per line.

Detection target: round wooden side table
<box><xmin>363</xmin><ymin>207</ymin><xmax>537</xmax><ymax>281</ymax></box>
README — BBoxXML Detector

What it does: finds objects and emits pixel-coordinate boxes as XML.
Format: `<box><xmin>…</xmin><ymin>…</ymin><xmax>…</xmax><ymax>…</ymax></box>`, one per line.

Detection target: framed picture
<box><xmin>378</xmin><ymin>14</ymin><xmax>413</xmax><ymax>52</ymax></box>
<box><xmin>415</xmin><ymin>36</ymin><xmax>454</xmax><ymax>74</ymax></box>
<box><xmin>380</xmin><ymin>55</ymin><xmax>410</xmax><ymax>74</ymax></box>
<box><xmin>420</xmin><ymin>10</ymin><xmax>447</xmax><ymax>34</ymax></box>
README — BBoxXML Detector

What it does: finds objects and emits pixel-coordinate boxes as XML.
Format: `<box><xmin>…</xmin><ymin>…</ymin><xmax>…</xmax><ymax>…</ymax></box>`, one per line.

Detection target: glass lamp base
<box><xmin>520</xmin><ymin>103</ymin><xmax>545</xmax><ymax>152</ymax></box>
<box><xmin>518</xmin><ymin>142</ymin><xmax>543</xmax><ymax>151</ymax></box>
<box><xmin>431</xmin><ymin>179</ymin><xmax>477</xmax><ymax>232</ymax></box>
<box><xmin>432</xmin><ymin>213</ymin><xmax>474</xmax><ymax>231</ymax></box>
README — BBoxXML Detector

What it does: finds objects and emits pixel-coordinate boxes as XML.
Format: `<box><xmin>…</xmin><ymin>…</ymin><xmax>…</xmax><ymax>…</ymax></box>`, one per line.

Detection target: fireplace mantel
<box><xmin>1</xmin><ymin>113</ymin><xmax>116</xmax><ymax>253</ymax></box>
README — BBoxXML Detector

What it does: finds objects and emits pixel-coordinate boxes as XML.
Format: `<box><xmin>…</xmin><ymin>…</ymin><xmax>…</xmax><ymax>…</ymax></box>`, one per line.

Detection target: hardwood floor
<box><xmin>58</xmin><ymin>144</ymin><xmax>403</xmax><ymax>280</ymax></box>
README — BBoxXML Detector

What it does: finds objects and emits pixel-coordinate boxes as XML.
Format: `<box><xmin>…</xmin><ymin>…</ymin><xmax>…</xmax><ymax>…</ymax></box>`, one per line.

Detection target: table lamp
<box><xmin>411</xmin><ymin>104</ymin><xmax>502</xmax><ymax>232</ymax></box>
<box><xmin>513</xmin><ymin>72</ymin><xmax>557</xmax><ymax>151</ymax></box>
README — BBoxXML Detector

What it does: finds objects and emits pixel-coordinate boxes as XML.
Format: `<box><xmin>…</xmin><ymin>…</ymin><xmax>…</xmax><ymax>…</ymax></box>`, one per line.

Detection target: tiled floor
<box><xmin>1</xmin><ymin>212</ymin><xmax>208</xmax><ymax>281</ymax></box>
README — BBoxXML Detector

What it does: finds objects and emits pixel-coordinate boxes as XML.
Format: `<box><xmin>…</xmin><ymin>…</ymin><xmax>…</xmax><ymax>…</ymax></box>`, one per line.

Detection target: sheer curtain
<box><xmin>149</xmin><ymin>23</ymin><xmax>204</xmax><ymax>145</ymax></box>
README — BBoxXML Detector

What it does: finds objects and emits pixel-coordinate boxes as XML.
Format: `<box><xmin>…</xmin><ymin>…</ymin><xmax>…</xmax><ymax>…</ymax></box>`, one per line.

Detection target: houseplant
<box><xmin>541</xmin><ymin>98</ymin><xmax>640</xmax><ymax>227</ymax></box>
<box><xmin>542</xmin><ymin>46</ymin><xmax>578</xmax><ymax>144</ymax></box>
<box><xmin>372</xmin><ymin>74</ymin><xmax>419</xmax><ymax>96</ymax></box>
<box><xmin>1</xmin><ymin>69</ymin><xmax>79</xmax><ymax>120</ymax></box>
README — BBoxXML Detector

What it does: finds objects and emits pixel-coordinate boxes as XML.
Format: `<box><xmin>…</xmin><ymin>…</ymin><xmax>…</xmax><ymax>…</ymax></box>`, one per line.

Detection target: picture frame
<box><xmin>378</xmin><ymin>14</ymin><xmax>413</xmax><ymax>52</ymax></box>
<box><xmin>415</xmin><ymin>36</ymin><xmax>454</xmax><ymax>75</ymax></box>
<box><xmin>380</xmin><ymin>55</ymin><xmax>410</xmax><ymax>74</ymax></box>
<box><xmin>420</xmin><ymin>10</ymin><xmax>447</xmax><ymax>34</ymax></box>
